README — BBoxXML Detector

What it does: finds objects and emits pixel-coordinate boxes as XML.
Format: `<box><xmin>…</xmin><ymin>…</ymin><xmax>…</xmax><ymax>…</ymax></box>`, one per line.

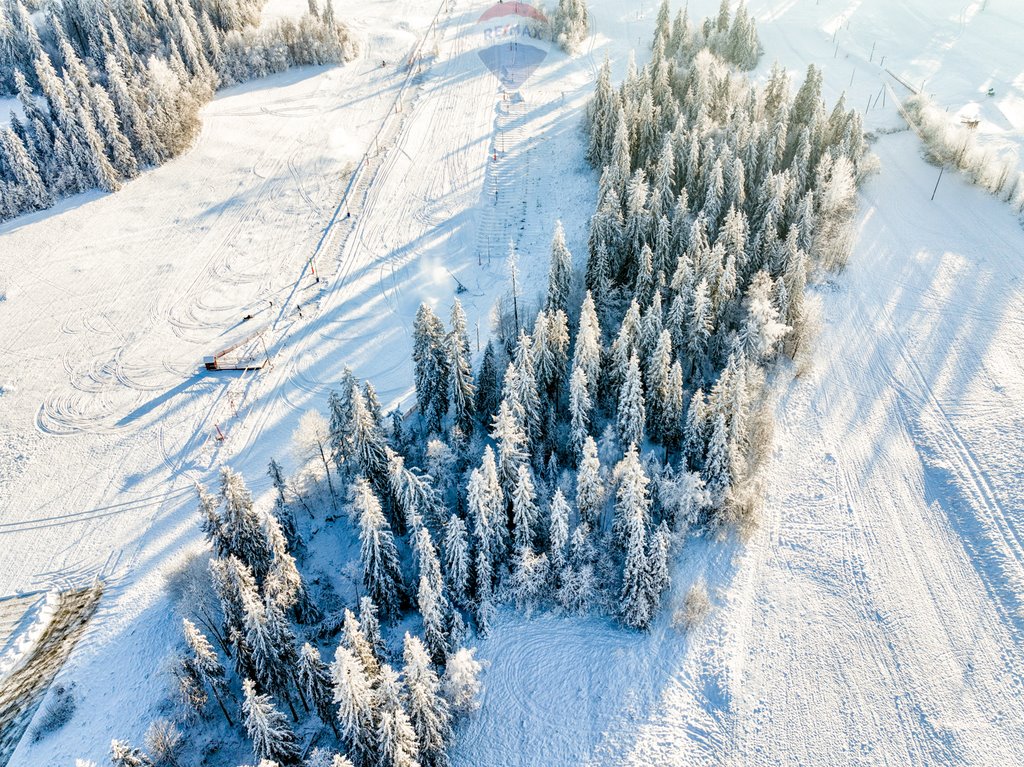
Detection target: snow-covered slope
<box><xmin>1</xmin><ymin>0</ymin><xmax>1023</xmax><ymax>764</ymax></box>
<box><xmin>457</xmin><ymin>1</ymin><xmax>1024</xmax><ymax>765</ymax></box>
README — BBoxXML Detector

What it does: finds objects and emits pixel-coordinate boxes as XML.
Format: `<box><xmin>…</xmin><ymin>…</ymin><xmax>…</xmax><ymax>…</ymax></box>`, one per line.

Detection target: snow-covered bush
<box><xmin>673</xmin><ymin>579</ymin><xmax>711</xmax><ymax>631</ymax></box>
<box><xmin>144</xmin><ymin>719</ymin><xmax>182</xmax><ymax>767</ymax></box>
<box><xmin>905</xmin><ymin>93</ymin><xmax>1024</xmax><ymax>212</ymax></box>
<box><xmin>549</xmin><ymin>0</ymin><xmax>589</xmax><ymax>54</ymax></box>
<box><xmin>442</xmin><ymin>647</ymin><xmax>484</xmax><ymax>716</ymax></box>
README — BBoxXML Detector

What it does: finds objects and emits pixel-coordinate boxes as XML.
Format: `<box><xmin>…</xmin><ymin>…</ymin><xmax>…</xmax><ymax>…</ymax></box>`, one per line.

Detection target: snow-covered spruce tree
<box><xmin>466</xmin><ymin>450</ymin><xmax>503</xmax><ymax>635</ymax></box>
<box><xmin>613</xmin><ymin>443</ymin><xmax>651</xmax><ymax>548</ymax></box>
<box><xmin>266</xmin><ymin>458</ymin><xmax>299</xmax><ymax>548</ymax></box>
<box><xmin>645</xmin><ymin>330</ymin><xmax>673</xmax><ymax>442</ymax></box>
<box><xmin>545</xmin><ymin>221</ymin><xmax>573</xmax><ymax>315</ymax></box>
<box><xmin>473</xmin><ymin>545</ymin><xmax>496</xmax><ymax>635</ymax></box>
<box><xmin>448</xmin><ymin>299</ymin><xmax>476</xmax><ymax>436</ymax></box>
<box><xmin>353</xmin><ymin>477</ymin><xmax>405</xmax><ymax>618</ymax></box>
<box><xmin>548</xmin><ymin>489</ymin><xmax>571</xmax><ymax>577</ymax></box>
<box><xmin>489</xmin><ymin>399</ymin><xmax>528</xmax><ymax>498</ymax></box>
<box><xmin>441</xmin><ymin>647</ymin><xmax>483</xmax><ymax>717</ymax></box>
<box><xmin>417</xmin><ymin>569</ymin><xmax>451</xmax><ymax>666</ymax></box>
<box><xmin>663</xmin><ymin>360</ymin><xmax>685</xmax><ymax>451</ymax></box>
<box><xmin>507</xmin><ymin>331</ymin><xmax>542</xmax><ymax>449</ymax></box>
<box><xmin>568</xmin><ymin>366</ymin><xmax>593</xmax><ymax>461</ymax></box>
<box><xmin>703</xmin><ymin>412</ymin><xmax>732</xmax><ymax>508</ymax></box>
<box><xmin>572</xmin><ymin>291</ymin><xmax>603</xmax><ymax>403</ymax></box>
<box><xmin>0</xmin><ymin>127</ymin><xmax>50</xmax><ymax>214</ymax></box>
<box><xmin>350</xmin><ymin>386</ymin><xmax>391</xmax><ymax>496</ymax></box>
<box><xmin>686</xmin><ymin>278</ymin><xmax>713</xmax><ymax>384</ymax></box>
<box><xmin>182</xmin><ymin>618</ymin><xmax>233</xmax><ymax>725</ymax></box>
<box><xmin>343</xmin><ymin>609</ymin><xmax>381</xmax><ymax>682</ymax></box>
<box><xmin>616</xmin><ymin>352</ymin><xmax>646</xmax><ymax>448</ymax></box>
<box><xmin>327</xmin><ymin>374</ymin><xmax>356</xmax><ymax>477</ymax></box>
<box><xmin>263</xmin><ymin>512</ymin><xmax>316</xmax><ymax>624</ymax></box>
<box><xmin>586</xmin><ymin>219</ymin><xmax>615</xmax><ymax>317</ymax></box>
<box><xmin>242</xmin><ymin>678</ymin><xmax>301</xmax><ymax>765</ymax></box>
<box><xmin>412</xmin><ymin>525</ymin><xmax>452</xmax><ymax>664</ymax></box>
<box><xmin>442</xmin><ymin>514</ymin><xmax>471</xmax><ymax>607</ymax></box>
<box><xmin>587</xmin><ymin>57</ymin><xmax>614</xmax><ymax>165</ymax></box>
<box><xmin>174</xmin><ymin>653</ymin><xmax>209</xmax><ymax>722</ymax></box>
<box><xmin>647</xmin><ymin>520</ymin><xmax>671</xmax><ymax>607</ymax></box>
<box><xmin>242</xmin><ymin>583</ymin><xmax>300</xmax><ymax>719</ymax></box>
<box><xmin>576</xmin><ymin>435</ymin><xmax>605</xmax><ymax>528</ymax></box>
<box><xmin>298</xmin><ymin>643</ymin><xmax>341</xmax><ymax>737</ymax></box>
<box><xmin>413</xmin><ymin>303</ymin><xmax>451</xmax><ymax>434</ymax></box>
<box><xmin>637</xmin><ymin>292</ymin><xmax>663</xmax><ymax>370</ymax></box>
<box><xmin>332</xmin><ymin>644</ymin><xmax>377</xmax><ymax>764</ymax></box>
<box><xmin>608</xmin><ymin>300</ymin><xmax>640</xmax><ymax>399</ymax></box>
<box><xmin>510</xmin><ymin>465</ymin><xmax>539</xmax><ymax>552</ymax></box>
<box><xmin>365</xmin><ymin>381</ymin><xmax>384</xmax><ymax>427</ymax></box>
<box><xmin>376</xmin><ymin>664</ymin><xmax>420</xmax><ymax>767</ymax></box>
<box><xmin>207</xmin><ymin>467</ymin><xmax>271</xmax><ymax>579</ymax></box>
<box><xmin>386</xmin><ymin>448</ymin><xmax>445</xmax><ymax>532</ymax></box>
<box><xmin>199</xmin><ymin>487</ymin><xmax>228</xmax><ymax>564</ymax></box>
<box><xmin>534</xmin><ymin>309</ymin><xmax>570</xmax><ymax>401</ymax></box>
<box><xmin>475</xmin><ymin>341</ymin><xmax>501</xmax><ymax>422</ymax></box>
<box><xmin>682</xmin><ymin>388</ymin><xmax>708</xmax><ymax>471</ymax></box>
<box><xmin>623</xmin><ymin>170</ymin><xmax>651</xmax><ymax>266</ymax></box>
<box><xmin>209</xmin><ymin>555</ymin><xmax>260</xmax><ymax>677</ymax></box>
<box><xmin>403</xmin><ymin>634</ymin><xmax>453</xmax><ymax>767</ymax></box>
<box><xmin>618</xmin><ymin>465</ymin><xmax>653</xmax><ymax>630</ymax></box>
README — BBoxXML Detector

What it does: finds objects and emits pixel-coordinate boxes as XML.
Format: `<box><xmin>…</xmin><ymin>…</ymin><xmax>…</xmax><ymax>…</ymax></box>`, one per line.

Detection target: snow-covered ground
<box><xmin>0</xmin><ymin>98</ymin><xmax>23</xmax><ymax>130</ymax></box>
<box><xmin>2</xmin><ymin>0</ymin><xmax>1023</xmax><ymax>764</ymax></box>
<box><xmin>458</xmin><ymin>1</ymin><xmax>1024</xmax><ymax>765</ymax></box>
<box><xmin>2</xmin><ymin>0</ymin><xmax>599</xmax><ymax>760</ymax></box>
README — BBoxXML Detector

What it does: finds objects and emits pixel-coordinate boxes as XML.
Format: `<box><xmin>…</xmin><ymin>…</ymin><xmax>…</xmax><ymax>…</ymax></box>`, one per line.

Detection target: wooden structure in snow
<box><xmin>204</xmin><ymin>324</ymin><xmax>270</xmax><ymax>371</ymax></box>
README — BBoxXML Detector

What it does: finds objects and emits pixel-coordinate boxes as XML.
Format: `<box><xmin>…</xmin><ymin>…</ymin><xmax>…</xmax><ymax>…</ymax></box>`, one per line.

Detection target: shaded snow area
<box><xmin>1</xmin><ymin>0</ymin><xmax>1023</xmax><ymax>765</ymax></box>
<box><xmin>0</xmin><ymin>98</ymin><xmax>23</xmax><ymax>130</ymax></box>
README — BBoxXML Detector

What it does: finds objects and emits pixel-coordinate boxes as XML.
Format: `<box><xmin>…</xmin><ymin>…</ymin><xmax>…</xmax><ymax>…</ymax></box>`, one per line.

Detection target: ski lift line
<box><xmin>203</xmin><ymin>322</ymin><xmax>271</xmax><ymax>370</ymax></box>
<box><xmin>0</xmin><ymin>486</ymin><xmax>196</xmax><ymax>530</ymax></box>
<box><xmin>202</xmin><ymin>0</ymin><xmax>454</xmax><ymax>464</ymax></box>
<box><xmin>885</xmin><ymin>67</ymin><xmax>919</xmax><ymax>96</ymax></box>
<box><xmin>271</xmin><ymin>0</ymin><xmax>453</xmax><ymax>335</ymax></box>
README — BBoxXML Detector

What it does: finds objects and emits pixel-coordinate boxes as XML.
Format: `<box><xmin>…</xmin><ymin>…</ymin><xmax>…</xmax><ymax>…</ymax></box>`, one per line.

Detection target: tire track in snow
<box><xmin>888</xmin><ymin>330</ymin><xmax>1024</xmax><ymax>627</ymax></box>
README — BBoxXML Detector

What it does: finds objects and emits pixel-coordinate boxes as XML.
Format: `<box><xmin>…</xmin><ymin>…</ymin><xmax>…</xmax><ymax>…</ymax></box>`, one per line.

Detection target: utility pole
<box><xmin>931</xmin><ymin>166</ymin><xmax>944</xmax><ymax>200</ymax></box>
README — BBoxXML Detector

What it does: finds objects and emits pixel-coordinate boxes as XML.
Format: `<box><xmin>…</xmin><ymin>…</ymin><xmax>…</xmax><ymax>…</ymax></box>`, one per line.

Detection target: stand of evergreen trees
<box><xmin>102</xmin><ymin>2</ymin><xmax>868</xmax><ymax>764</ymax></box>
<box><xmin>549</xmin><ymin>0</ymin><xmax>589</xmax><ymax>54</ymax></box>
<box><xmin>104</xmin><ymin>463</ymin><xmax>482</xmax><ymax>767</ymax></box>
<box><xmin>0</xmin><ymin>0</ymin><xmax>355</xmax><ymax>221</ymax></box>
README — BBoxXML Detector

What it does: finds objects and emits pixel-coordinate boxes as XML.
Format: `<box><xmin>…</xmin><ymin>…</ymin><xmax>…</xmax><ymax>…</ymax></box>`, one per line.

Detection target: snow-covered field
<box><xmin>1</xmin><ymin>0</ymin><xmax>1023</xmax><ymax>764</ymax></box>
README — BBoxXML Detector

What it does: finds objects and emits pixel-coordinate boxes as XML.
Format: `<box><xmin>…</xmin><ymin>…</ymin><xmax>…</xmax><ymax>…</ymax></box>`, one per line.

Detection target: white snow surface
<box><xmin>1</xmin><ymin>0</ymin><xmax>1023</xmax><ymax>764</ymax></box>
<box><xmin>0</xmin><ymin>98</ymin><xmax>24</xmax><ymax>130</ymax></box>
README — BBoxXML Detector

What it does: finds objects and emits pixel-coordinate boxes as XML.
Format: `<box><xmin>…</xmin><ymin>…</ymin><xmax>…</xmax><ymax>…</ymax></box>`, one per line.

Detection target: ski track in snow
<box><xmin>460</xmin><ymin>1</ymin><xmax>1024</xmax><ymax>765</ymax></box>
<box><xmin>2</xmin><ymin>0</ymin><xmax>1024</xmax><ymax>764</ymax></box>
<box><xmin>1</xmin><ymin>0</ymin><xmax>598</xmax><ymax>761</ymax></box>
